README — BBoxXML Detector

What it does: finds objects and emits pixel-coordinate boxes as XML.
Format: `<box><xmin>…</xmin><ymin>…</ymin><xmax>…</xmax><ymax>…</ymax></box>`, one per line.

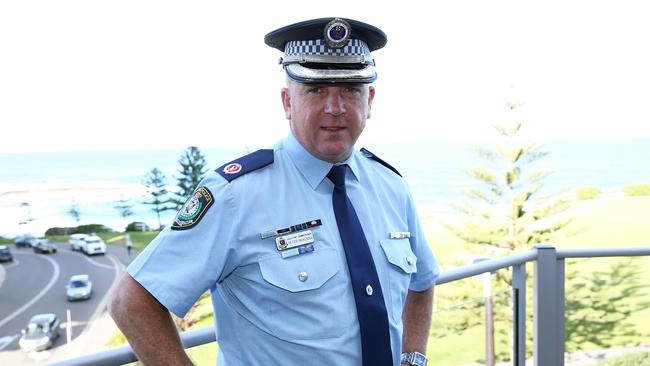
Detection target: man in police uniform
<box><xmin>109</xmin><ymin>18</ymin><xmax>439</xmax><ymax>366</ymax></box>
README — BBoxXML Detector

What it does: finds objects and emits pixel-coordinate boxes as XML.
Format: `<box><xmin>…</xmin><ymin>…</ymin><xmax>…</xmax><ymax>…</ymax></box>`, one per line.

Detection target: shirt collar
<box><xmin>283</xmin><ymin>133</ymin><xmax>361</xmax><ymax>190</ymax></box>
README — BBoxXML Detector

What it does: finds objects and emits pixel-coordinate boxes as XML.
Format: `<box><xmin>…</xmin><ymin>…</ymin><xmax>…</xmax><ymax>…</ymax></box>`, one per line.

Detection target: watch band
<box><xmin>401</xmin><ymin>351</ymin><xmax>428</xmax><ymax>366</ymax></box>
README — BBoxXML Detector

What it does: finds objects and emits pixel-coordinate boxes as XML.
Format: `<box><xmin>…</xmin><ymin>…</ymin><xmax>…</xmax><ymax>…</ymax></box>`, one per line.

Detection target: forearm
<box><xmin>401</xmin><ymin>286</ymin><xmax>434</xmax><ymax>354</ymax></box>
<box><xmin>109</xmin><ymin>274</ymin><xmax>193</xmax><ymax>366</ymax></box>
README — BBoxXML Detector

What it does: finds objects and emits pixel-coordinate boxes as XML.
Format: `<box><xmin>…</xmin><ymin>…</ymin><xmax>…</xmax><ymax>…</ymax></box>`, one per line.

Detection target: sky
<box><xmin>1</xmin><ymin>0</ymin><xmax>650</xmax><ymax>153</ymax></box>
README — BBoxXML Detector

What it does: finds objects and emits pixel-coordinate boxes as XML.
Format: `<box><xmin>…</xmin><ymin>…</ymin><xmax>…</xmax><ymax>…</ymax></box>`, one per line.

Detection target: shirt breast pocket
<box><xmin>380</xmin><ymin>238</ymin><xmax>417</xmax><ymax>321</ymax></box>
<box><xmin>257</xmin><ymin>248</ymin><xmax>352</xmax><ymax>340</ymax></box>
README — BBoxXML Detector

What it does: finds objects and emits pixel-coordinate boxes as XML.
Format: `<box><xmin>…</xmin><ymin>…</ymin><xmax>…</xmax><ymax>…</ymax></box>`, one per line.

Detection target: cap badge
<box><xmin>324</xmin><ymin>18</ymin><xmax>351</xmax><ymax>48</ymax></box>
<box><xmin>223</xmin><ymin>163</ymin><xmax>242</xmax><ymax>174</ymax></box>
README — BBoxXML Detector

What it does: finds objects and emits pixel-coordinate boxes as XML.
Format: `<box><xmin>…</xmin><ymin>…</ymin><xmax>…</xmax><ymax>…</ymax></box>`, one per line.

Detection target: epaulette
<box><xmin>360</xmin><ymin>148</ymin><xmax>402</xmax><ymax>177</ymax></box>
<box><xmin>216</xmin><ymin>149</ymin><xmax>274</xmax><ymax>182</ymax></box>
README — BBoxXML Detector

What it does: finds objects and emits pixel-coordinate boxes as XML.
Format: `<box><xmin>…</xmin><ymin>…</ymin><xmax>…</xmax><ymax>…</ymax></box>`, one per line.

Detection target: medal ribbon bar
<box><xmin>260</xmin><ymin>219</ymin><xmax>322</xmax><ymax>239</ymax></box>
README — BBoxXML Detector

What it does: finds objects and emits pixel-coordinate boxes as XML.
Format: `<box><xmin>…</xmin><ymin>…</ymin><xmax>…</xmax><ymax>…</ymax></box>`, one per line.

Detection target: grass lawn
<box><xmin>101</xmin><ymin>231</ymin><xmax>160</xmax><ymax>251</ymax></box>
<box><xmin>45</xmin><ymin>231</ymin><xmax>159</xmax><ymax>251</ymax></box>
<box><xmin>106</xmin><ymin>292</ymin><xmax>217</xmax><ymax>366</ymax></box>
<box><xmin>425</xmin><ymin>196</ymin><xmax>650</xmax><ymax>365</ymax></box>
<box><xmin>430</xmin><ymin>325</ymin><xmax>486</xmax><ymax>365</ymax></box>
<box><xmin>185</xmin><ymin>294</ymin><xmax>218</xmax><ymax>365</ymax></box>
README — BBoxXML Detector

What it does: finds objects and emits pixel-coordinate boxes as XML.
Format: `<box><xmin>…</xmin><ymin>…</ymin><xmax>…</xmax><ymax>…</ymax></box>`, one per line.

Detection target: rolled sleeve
<box><xmin>127</xmin><ymin>174</ymin><xmax>237</xmax><ymax>317</ymax></box>
<box><xmin>406</xmin><ymin>193</ymin><xmax>440</xmax><ymax>292</ymax></box>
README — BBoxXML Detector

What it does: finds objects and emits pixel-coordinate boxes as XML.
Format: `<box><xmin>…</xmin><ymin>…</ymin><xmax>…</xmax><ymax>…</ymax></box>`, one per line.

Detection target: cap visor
<box><xmin>285</xmin><ymin>64</ymin><xmax>376</xmax><ymax>84</ymax></box>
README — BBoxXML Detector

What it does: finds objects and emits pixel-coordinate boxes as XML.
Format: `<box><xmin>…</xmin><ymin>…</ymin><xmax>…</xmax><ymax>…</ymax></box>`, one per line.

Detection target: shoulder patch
<box><xmin>171</xmin><ymin>187</ymin><xmax>214</xmax><ymax>230</ymax></box>
<box><xmin>360</xmin><ymin>148</ymin><xmax>402</xmax><ymax>177</ymax></box>
<box><xmin>216</xmin><ymin>149</ymin><xmax>274</xmax><ymax>182</ymax></box>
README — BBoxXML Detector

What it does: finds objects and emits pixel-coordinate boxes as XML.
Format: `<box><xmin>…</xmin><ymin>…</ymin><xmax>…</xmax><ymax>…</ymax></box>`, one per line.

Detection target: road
<box><xmin>0</xmin><ymin>242</ymin><xmax>133</xmax><ymax>365</ymax></box>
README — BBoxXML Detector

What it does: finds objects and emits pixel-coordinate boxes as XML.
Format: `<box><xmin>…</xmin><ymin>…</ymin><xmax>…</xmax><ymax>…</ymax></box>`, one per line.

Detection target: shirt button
<box><xmin>407</xmin><ymin>256</ymin><xmax>415</xmax><ymax>265</ymax></box>
<box><xmin>366</xmin><ymin>285</ymin><xmax>373</xmax><ymax>296</ymax></box>
<box><xmin>298</xmin><ymin>272</ymin><xmax>308</xmax><ymax>282</ymax></box>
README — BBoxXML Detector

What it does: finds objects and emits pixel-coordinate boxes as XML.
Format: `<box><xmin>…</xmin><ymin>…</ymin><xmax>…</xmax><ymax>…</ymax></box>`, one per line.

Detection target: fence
<box><xmin>47</xmin><ymin>245</ymin><xmax>650</xmax><ymax>366</ymax></box>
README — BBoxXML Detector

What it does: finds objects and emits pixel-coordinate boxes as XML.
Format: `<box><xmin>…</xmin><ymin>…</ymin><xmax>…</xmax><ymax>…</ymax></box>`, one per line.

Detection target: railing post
<box><xmin>534</xmin><ymin>245</ymin><xmax>564</xmax><ymax>366</ymax></box>
<box><xmin>512</xmin><ymin>264</ymin><xmax>526</xmax><ymax>366</ymax></box>
<box><xmin>558</xmin><ymin>257</ymin><xmax>566</xmax><ymax>365</ymax></box>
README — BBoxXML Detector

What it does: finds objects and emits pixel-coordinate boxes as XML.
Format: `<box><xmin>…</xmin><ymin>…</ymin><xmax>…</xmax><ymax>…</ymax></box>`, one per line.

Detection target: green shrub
<box><xmin>624</xmin><ymin>184</ymin><xmax>650</xmax><ymax>197</ymax></box>
<box><xmin>577</xmin><ymin>187</ymin><xmax>601</xmax><ymax>200</ymax></box>
<box><xmin>45</xmin><ymin>227</ymin><xmax>71</xmax><ymax>236</ymax></box>
<box><xmin>126</xmin><ymin>221</ymin><xmax>152</xmax><ymax>232</ymax></box>
<box><xmin>595</xmin><ymin>351</ymin><xmax>650</xmax><ymax>366</ymax></box>
<box><xmin>45</xmin><ymin>224</ymin><xmax>114</xmax><ymax>236</ymax></box>
<box><xmin>74</xmin><ymin>224</ymin><xmax>114</xmax><ymax>234</ymax></box>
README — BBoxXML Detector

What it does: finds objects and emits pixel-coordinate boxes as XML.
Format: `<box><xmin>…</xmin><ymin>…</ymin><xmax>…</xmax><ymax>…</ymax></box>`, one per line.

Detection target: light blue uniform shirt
<box><xmin>128</xmin><ymin>133</ymin><xmax>440</xmax><ymax>366</ymax></box>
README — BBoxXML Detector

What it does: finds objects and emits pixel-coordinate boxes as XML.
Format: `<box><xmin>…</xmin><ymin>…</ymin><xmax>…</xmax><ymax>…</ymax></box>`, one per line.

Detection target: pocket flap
<box><xmin>380</xmin><ymin>239</ymin><xmax>417</xmax><ymax>274</ymax></box>
<box><xmin>259</xmin><ymin>248</ymin><xmax>340</xmax><ymax>292</ymax></box>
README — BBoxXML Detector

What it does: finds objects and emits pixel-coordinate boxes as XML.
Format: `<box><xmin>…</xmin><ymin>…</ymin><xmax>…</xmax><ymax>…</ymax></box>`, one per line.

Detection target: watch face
<box><xmin>402</xmin><ymin>352</ymin><xmax>428</xmax><ymax>366</ymax></box>
<box><xmin>414</xmin><ymin>353</ymin><xmax>428</xmax><ymax>365</ymax></box>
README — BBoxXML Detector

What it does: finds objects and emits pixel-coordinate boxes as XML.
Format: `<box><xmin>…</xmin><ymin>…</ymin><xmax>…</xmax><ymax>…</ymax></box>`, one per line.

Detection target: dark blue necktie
<box><xmin>327</xmin><ymin>164</ymin><xmax>393</xmax><ymax>366</ymax></box>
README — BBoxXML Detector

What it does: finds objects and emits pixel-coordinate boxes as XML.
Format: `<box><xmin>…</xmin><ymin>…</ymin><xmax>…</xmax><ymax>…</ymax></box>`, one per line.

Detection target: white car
<box><xmin>80</xmin><ymin>235</ymin><xmax>106</xmax><ymax>255</ymax></box>
<box><xmin>68</xmin><ymin>233</ymin><xmax>89</xmax><ymax>251</ymax></box>
<box><xmin>19</xmin><ymin>313</ymin><xmax>60</xmax><ymax>352</ymax></box>
<box><xmin>66</xmin><ymin>274</ymin><xmax>92</xmax><ymax>301</ymax></box>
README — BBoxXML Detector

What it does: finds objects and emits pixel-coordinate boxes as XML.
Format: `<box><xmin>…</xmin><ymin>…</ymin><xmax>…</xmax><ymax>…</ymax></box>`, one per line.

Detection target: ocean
<box><xmin>1</xmin><ymin>138</ymin><xmax>649</xmax><ymax>237</ymax></box>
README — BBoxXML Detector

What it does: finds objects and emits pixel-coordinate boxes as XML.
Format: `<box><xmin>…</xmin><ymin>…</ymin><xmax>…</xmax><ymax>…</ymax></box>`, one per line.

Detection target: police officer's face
<box><xmin>282</xmin><ymin>80</ymin><xmax>375</xmax><ymax>163</ymax></box>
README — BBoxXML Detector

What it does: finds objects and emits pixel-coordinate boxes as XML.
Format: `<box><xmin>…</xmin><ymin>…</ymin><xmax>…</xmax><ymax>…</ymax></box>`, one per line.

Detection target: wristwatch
<box><xmin>401</xmin><ymin>351</ymin><xmax>428</xmax><ymax>366</ymax></box>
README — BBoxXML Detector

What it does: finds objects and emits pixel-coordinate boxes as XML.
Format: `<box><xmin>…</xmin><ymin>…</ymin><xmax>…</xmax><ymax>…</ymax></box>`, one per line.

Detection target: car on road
<box><xmin>18</xmin><ymin>313</ymin><xmax>60</xmax><ymax>352</ymax></box>
<box><xmin>14</xmin><ymin>234</ymin><xmax>39</xmax><ymax>248</ymax></box>
<box><xmin>66</xmin><ymin>274</ymin><xmax>93</xmax><ymax>301</ymax></box>
<box><xmin>0</xmin><ymin>245</ymin><xmax>13</xmax><ymax>262</ymax></box>
<box><xmin>68</xmin><ymin>233</ymin><xmax>89</xmax><ymax>251</ymax></box>
<box><xmin>32</xmin><ymin>240</ymin><xmax>57</xmax><ymax>254</ymax></box>
<box><xmin>80</xmin><ymin>235</ymin><xmax>106</xmax><ymax>255</ymax></box>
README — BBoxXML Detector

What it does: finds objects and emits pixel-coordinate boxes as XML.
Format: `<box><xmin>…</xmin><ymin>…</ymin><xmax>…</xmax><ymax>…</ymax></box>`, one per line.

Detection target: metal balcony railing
<box><xmin>47</xmin><ymin>245</ymin><xmax>650</xmax><ymax>366</ymax></box>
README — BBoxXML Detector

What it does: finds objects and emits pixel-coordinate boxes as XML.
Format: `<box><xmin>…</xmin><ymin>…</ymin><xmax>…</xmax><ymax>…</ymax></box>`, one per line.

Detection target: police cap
<box><xmin>264</xmin><ymin>17</ymin><xmax>387</xmax><ymax>84</ymax></box>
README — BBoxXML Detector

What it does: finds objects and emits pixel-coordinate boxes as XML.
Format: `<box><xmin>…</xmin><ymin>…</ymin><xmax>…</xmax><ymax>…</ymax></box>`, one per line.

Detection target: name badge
<box><xmin>276</xmin><ymin>230</ymin><xmax>315</xmax><ymax>251</ymax></box>
<box><xmin>389</xmin><ymin>231</ymin><xmax>411</xmax><ymax>239</ymax></box>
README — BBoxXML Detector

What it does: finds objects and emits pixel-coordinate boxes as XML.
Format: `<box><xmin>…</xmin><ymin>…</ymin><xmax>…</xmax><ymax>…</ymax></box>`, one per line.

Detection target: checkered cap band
<box><xmin>284</xmin><ymin>39</ymin><xmax>371</xmax><ymax>58</ymax></box>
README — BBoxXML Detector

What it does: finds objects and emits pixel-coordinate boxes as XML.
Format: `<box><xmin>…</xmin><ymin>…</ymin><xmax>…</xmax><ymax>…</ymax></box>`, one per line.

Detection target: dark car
<box><xmin>18</xmin><ymin>313</ymin><xmax>60</xmax><ymax>352</ymax></box>
<box><xmin>0</xmin><ymin>245</ymin><xmax>13</xmax><ymax>262</ymax></box>
<box><xmin>15</xmin><ymin>234</ymin><xmax>39</xmax><ymax>248</ymax></box>
<box><xmin>33</xmin><ymin>240</ymin><xmax>57</xmax><ymax>254</ymax></box>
